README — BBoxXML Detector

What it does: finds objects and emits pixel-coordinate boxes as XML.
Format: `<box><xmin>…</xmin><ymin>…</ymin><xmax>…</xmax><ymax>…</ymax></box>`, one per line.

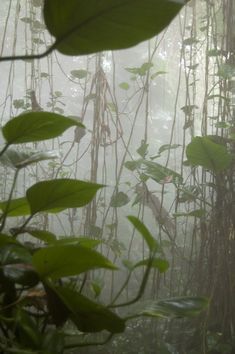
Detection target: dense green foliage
<box><xmin>0</xmin><ymin>0</ymin><xmax>212</xmax><ymax>353</ymax></box>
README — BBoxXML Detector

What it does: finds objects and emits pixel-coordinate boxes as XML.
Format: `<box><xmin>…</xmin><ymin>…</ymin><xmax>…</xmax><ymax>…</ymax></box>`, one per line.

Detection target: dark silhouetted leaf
<box><xmin>44</xmin><ymin>0</ymin><xmax>183</xmax><ymax>55</ymax></box>
<box><xmin>53</xmin><ymin>285</ymin><xmax>125</xmax><ymax>333</ymax></box>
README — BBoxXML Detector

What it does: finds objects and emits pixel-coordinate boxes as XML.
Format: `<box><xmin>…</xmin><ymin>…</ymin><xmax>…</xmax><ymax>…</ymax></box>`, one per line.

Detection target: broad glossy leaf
<box><xmin>0</xmin><ymin>197</ymin><xmax>31</xmax><ymax>217</ymax></box>
<box><xmin>186</xmin><ymin>136</ymin><xmax>233</xmax><ymax>172</ymax></box>
<box><xmin>137</xmin><ymin>297</ymin><xmax>208</xmax><ymax>318</ymax></box>
<box><xmin>2</xmin><ymin>112</ymin><xmax>82</xmax><ymax>144</ymax></box>
<box><xmin>0</xmin><ymin>148</ymin><xmax>59</xmax><ymax>169</ymax></box>
<box><xmin>110</xmin><ymin>191</ymin><xmax>130</xmax><ymax>207</ymax></box>
<box><xmin>26</xmin><ymin>179</ymin><xmax>103</xmax><ymax>214</ymax></box>
<box><xmin>32</xmin><ymin>244</ymin><xmax>116</xmax><ymax>279</ymax></box>
<box><xmin>54</xmin><ymin>285</ymin><xmax>125</xmax><ymax>333</ymax></box>
<box><xmin>127</xmin><ymin>216</ymin><xmax>157</xmax><ymax>252</ymax></box>
<box><xmin>44</xmin><ymin>0</ymin><xmax>184</xmax><ymax>56</ymax></box>
<box><xmin>134</xmin><ymin>258</ymin><xmax>169</xmax><ymax>273</ymax></box>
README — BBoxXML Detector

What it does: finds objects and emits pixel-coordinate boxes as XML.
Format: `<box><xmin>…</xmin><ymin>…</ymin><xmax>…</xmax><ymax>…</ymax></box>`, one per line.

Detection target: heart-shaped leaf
<box><xmin>186</xmin><ymin>136</ymin><xmax>233</xmax><ymax>172</ymax></box>
<box><xmin>26</xmin><ymin>179</ymin><xmax>103</xmax><ymax>214</ymax></box>
<box><xmin>32</xmin><ymin>244</ymin><xmax>117</xmax><ymax>279</ymax></box>
<box><xmin>2</xmin><ymin>112</ymin><xmax>84</xmax><ymax>144</ymax></box>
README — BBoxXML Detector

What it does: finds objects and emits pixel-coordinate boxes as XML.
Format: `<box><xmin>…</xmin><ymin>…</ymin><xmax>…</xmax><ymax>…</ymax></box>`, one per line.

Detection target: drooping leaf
<box><xmin>142</xmin><ymin>160</ymin><xmax>183</xmax><ymax>184</ymax></box>
<box><xmin>24</xmin><ymin>228</ymin><xmax>57</xmax><ymax>243</ymax></box>
<box><xmin>158</xmin><ymin>144</ymin><xmax>181</xmax><ymax>154</ymax></box>
<box><xmin>26</xmin><ymin>179</ymin><xmax>103</xmax><ymax>214</ymax></box>
<box><xmin>173</xmin><ymin>209</ymin><xmax>206</xmax><ymax>218</ymax></box>
<box><xmin>150</xmin><ymin>71</ymin><xmax>167</xmax><ymax>80</ymax></box>
<box><xmin>125</xmin><ymin>62</ymin><xmax>153</xmax><ymax>76</ymax></box>
<box><xmin>2</xmin><ymin>112</ymin><xmax>83</xmax><ymax>144</ymax></box>
<box><xmin>110</xmin><ymin>191</ymin><xmax>130</xmax><ymax>207</ymax></box>
<box><xmin>137</xmin><ymin>141</ymin><xmax>149</xmax><ymax>158</ymax></box>
<box><xmin>134</xmin><ymin>257</ymin><xmax>169</xmax><ymax>273</ymax></box>
<box><xmin>186</xmin><ymin>136</ymin><xmax>233</xmax><ymax>172</ymax></box>
<box><xmin>127</xmin><ymin>215</ymin><xmax>157</xmax><ymax>252</ymax></box>
<box><xmin>32</xmin><ymin>244</ymin><xmax>117</xmax><ymax>279</ymax></box>
<box><xmin>0</xmin><ymin>148</ymin><xmax>59</xmax><ymax>169</ymax></box>
<box><xmin>44</xmin><ymin>0</ymin><xmax>184</xmax><ymax>56</ymax></box>
<box><xmin>53</xmin><ymin>285</ymin><xmax>125</xmax><ymax>333</ymax></box>
<box><xmin>137</xmin><ymin>296</ymin><xmax>208</xmax><ymax>318</ymax></box>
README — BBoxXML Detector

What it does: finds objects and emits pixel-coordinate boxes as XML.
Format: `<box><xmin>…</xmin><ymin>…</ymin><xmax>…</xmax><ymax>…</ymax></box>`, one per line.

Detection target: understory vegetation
<box><xmin>0</xmin><ymin>0</ymin><xmax>234</xmax><ymax>353</ymax></box>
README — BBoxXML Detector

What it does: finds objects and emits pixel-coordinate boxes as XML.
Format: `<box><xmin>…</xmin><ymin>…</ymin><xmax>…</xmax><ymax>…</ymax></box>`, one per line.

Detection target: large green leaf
<box><xmin>32</xmin><ymin>244</ymin><xmax>116</xmax><ymax>279</ymax></box>
<box><xmin>43</xmin><ymin>0</ymin><xmax>184</xmax><ymax>56</ymax></box>
<box><xmin>53</xmin><ymin>285</ymin><xmax>125</xmax><ymax>333</ymax></box>
<box><xmin>127</xmin><ymin>216</ymin><xmax>158</xmax><ymax>252</ymax></box>
<box><xmin>0</xmin><ymin>148</ymin><xmax>58</xmax><ymax>169</ymax></box>
<box><xmin>2</xmin><ymin>112</ymin><xmax>83</xmax><ymax>144</ymax></box>
<box><xmin>136</xmin><ymin>297</ymin><xmax>208</xmax><ymax>318</ymax></box>
<box><xmin>186</xmin><ymin>136</ymin><xmax>233</xmax><ymax>172</ymax></box>
<box><xmin>26</xmin><ymin>179</ymin><xmax>103</xmax><ymax>214</ymax></box>
<box><xmin>0</xmin><ymin>197</ymin><xmax>31</xmax><ymax>217</ymax></box>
